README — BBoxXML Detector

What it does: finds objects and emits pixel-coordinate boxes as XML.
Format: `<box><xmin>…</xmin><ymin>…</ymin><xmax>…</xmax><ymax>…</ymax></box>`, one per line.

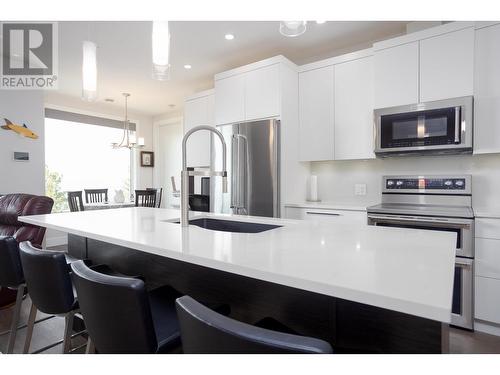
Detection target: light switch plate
<box><xmin>354</xmin><ymin>184</ymin><xmax>367</xmax><ymax>196</ymax></box>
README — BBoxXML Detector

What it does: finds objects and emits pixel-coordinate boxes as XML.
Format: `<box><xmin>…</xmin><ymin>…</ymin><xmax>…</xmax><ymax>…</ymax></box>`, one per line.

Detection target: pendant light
<box><xmin>82</xmin><ymin>41</ymin><xmax>97</xmax><ymax>101</ymax></box>
<box><xmin>112</xmin><ymin>93</ymin><xmax>145</xmax><ymax>149</ymax></box>
<box><xmin>152</xmin><ymin>21</ymin><xmax>171</xmax><ymax>80</ymax></box>
<box><xmin>279</xmin><ymin>21</ymin><xmax>307</xmax><ymax>37</ymax></box>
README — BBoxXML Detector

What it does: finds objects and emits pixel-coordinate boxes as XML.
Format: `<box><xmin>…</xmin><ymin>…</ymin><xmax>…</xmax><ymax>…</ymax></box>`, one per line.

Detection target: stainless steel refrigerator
<box><xmin>211</xmin><ymin>119</ymin><xmax>280</xmax><ymax>218</ymax></box>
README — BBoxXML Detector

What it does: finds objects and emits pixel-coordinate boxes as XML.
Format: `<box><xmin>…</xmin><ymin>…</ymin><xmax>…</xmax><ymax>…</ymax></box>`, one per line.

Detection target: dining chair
<box><xmin>67</xmin><ymin>191</ymin><xmax>84</xmax><ymax>212</ymax></box>
<box><xmin>146</xmin><ymin>188</ymin><xmax>163</xmax><ymax>208</ymax></box>
<box><xmin>84</xmin><ymin>189</ymin><xmax>108</xmax><ymax>204</ymax></box>
<box><xmin>135</xmin><ymin>190</ymin><xmax>157</xmax><ymax>208</ymax></box>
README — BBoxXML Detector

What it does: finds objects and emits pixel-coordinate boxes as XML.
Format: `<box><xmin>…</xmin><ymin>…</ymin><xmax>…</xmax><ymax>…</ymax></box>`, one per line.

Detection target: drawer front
<box><xmin>284</xmin><ymin>207</ymin><xmax>366</xmax><ymax>225</ymax></box>
<box><xmin>476</xmin><ymin>218</ymin><xmax>500</xmax><ymax>239</ymax></box>
<box><xmin>475</xmin><ymin>276</ymin><xmax>500</xmax><ymax>324</ymax></box>
<box><xmin>476</xmin><ymin>238</ymin><xmax>500</xmax><ymax>279</ymax></box>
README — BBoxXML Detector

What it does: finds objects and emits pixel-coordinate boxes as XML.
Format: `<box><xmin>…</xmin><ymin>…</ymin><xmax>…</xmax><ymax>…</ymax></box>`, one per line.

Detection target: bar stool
<box><xmin>19</xmin><ymin>241</ymin><xmax>86</xmax><ymax>354</ymax></box>
<box><xmin>0</xmin><ymin>236</ymin><xmax>54</xmax><ymax>354</ymax></box>
<box><xmin>70</xmin><ymin>260</ymin><xmax>183</xmax><ymax>354</ymax></box>
<box><xmin>175</xmin><ymin>295</ymin><xmax>334</xmax><ymax>354</ymax></box>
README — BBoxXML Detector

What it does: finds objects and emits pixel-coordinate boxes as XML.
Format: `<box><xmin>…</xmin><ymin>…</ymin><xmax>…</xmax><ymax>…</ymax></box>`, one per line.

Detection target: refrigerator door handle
<box><xmin>233</xmin><ymin>134</ymin><xmax>249</xmax><ymax>215</ymax></box>
<box><xmin>230</xmin><ymin>134</ymin><xmax>239</xmax><ymax>211</ymax></box>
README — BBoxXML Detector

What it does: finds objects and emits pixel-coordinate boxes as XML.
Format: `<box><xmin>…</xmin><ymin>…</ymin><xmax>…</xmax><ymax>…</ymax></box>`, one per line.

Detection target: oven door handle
<box><xmin>367</xmin><ymin>214</ymin><xmax>472</xmax><ymax>228</ymax></box>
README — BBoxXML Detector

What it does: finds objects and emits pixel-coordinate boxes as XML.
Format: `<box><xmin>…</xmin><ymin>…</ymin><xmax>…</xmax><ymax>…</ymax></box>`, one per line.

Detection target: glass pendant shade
<box><xmin>152</xmin><ymin>21</ymin><xmax>171</xmax><ymax>80</ymax></box>
<box><xmin>82</xmin><ymin>41</ymin><xmax>97</xmax><ymax>101</ymax></box>
<box><xmin>279</xmin><ymin>21</ymin><xmax>307</xmax><ymax>37</ymax></box>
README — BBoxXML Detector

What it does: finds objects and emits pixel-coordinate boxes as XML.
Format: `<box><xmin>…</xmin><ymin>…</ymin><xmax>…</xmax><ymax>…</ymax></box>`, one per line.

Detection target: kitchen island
<box><xmin>20</xmin><ymin>207</ymin><xmax>457</xmax><ymax>353</ymax></box>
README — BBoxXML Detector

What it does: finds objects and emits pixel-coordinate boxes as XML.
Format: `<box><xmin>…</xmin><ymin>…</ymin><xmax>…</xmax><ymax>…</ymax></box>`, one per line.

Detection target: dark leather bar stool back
<box><xmin>19</xmin><ymin>242</ymin><xmax>76</xmax><ymax>315</ymax></box>
<box><xmin>71</xmin><ymin>260</ymin><xmax>179</xmax><ymax>354</ymax></box>
<box><xmin>67</xmin><ymin>191</ymin><xmax>84</xmax><ymax>212</ymax></box>
<box><xmin>0</xmin><ymin>236</ymin><xmax>24</xmax><ymax>288</ymax></box>
<box><xmin>84</xmin><ymin>189</ymin><xmax>108</xmax><ymax>204</ymax></box>
<box><xmin>176</xmin><ymin>296</ymin><xmax>333</xmax><ymax>354</ymax></box>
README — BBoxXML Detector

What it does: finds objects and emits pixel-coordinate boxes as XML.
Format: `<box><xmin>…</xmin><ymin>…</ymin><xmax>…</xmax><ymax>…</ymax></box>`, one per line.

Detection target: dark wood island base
<box><xmin>69</xmin><ymin>234</ymin><xmax>446</xmax><ymax>354</ymax></box>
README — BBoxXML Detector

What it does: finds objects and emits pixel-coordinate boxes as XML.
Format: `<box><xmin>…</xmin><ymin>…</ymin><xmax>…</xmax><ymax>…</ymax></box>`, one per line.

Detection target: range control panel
<box><xmin>384</xmin><ymin>176</ymin><xmax>469</xmax><ymax>192</ymax></box>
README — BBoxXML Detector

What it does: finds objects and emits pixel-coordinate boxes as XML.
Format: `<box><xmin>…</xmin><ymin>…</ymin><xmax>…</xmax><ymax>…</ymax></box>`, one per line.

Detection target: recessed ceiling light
<box><xmin>225</xmin><ymin>34</ymin><xmax>235</xmax><ymax>40</ymax></box>
<box><xmin>104</xmin><ymin>98</ymin><xmax>114</xmax><ymax>103</ymax></box>
<box><xmin>316</xmin><ymin>20</ymin><xmax>327</xmax><ymax>24</ymax></box>
<box><xmin>184</xmin><ymin>64</ymin><xmax>192</xmax><ymax>69</ymax></box>
<box><xmin>168</xmin><ymin>104</ymin><xmax>176</xmax><ymax>109</ymax></box>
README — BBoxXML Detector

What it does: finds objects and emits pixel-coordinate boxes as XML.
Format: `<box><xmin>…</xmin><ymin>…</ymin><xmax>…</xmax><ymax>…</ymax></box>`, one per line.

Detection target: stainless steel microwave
<box><xmin>374</xmin><ymin>96</ymin><xmax>473</xmax><ymax>157</ymax></box>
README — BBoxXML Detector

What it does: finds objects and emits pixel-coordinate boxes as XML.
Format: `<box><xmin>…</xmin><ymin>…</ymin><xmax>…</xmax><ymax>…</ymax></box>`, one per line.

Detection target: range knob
<box><xmin>396</xmin><ymin>180</ymin><xmax>403</xmax><ymax>186</ymax></box>
<box><xmin>387</xmin><ymin>180</ymin><xmax>394</xmax><ymax>186</ymax></box>
<box><xmin>455</xmin><ymin>180</ymin><xmax>464</xmax><ymax>187</ymax></box>
<box><xmin>444</xmin><ymin>180</ymin><xmax>453</xmax><ymax>187</ymax></box>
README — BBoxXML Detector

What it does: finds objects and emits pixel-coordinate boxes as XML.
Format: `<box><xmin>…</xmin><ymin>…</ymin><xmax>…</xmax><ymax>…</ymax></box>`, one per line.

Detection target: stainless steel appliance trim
<box><xmin>374</xmin><ymin>96</ymin><xmax>473</xmax><ymax>155</ymax></box>
<box><xmin>367</xmin><ymin>214</ymin><xmax>474</xmax><ymax>258</ymax></box>
<box><xmin>454</xmin><ymin>106</ymin><xmax>461</xmax><ymax>143</ymax></box>
<box><xmin>233</xmin><ymin>133</ymin><xmax>249</xmax><ymax>215</ymax></box>
<box><xmin>272</xmin><ymin>120</ymin><xmax>281</xmax><ymax>218</ymax></box>
<box><xmin>451</xmin><ymin>258</ymin><xmax>474</xmax><ymax>330</ymax></box>
<box><xmin>230</xmin><ymin>134</ymin><xmax>239</xmax><ymax>210</ymax></box>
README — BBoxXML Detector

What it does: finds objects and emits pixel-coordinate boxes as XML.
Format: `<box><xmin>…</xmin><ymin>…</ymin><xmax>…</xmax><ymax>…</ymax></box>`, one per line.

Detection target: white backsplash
<box><xmin>310</xmin><ymin>153</ymin><xmax>500</xmax><ymax>211</ymax></box>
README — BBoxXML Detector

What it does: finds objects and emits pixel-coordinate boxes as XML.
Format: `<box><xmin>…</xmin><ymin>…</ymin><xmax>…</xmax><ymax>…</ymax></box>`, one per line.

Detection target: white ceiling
<box><xmin>50</xmin><ymin>21</ymin><xmax>408</xmax><ymax>116</ymax></box>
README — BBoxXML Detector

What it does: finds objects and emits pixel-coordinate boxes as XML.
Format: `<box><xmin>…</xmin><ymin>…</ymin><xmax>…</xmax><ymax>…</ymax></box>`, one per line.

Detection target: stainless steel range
<box><xmin>367</xmin><ymin>175</ymin><xmax>474</xmax><ymax>330</ymax></box>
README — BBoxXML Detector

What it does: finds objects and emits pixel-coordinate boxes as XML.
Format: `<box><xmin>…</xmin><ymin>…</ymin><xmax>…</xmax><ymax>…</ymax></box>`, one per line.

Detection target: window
<box><xmin>44</xmin><ymin>110</ymin><xmax>135</xmax><ymax>212</ymax></box>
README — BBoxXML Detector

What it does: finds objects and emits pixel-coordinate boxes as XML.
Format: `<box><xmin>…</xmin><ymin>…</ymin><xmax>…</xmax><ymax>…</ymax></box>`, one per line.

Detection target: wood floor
<box><xmin>1</xmin><ymin>293</ymin><xmax>500</xmax><ymax>354</ymax></box>
<box><xmin>0</xmin><ymin>295</ymin><xmax>86</xmax><ymax>354</ymax></box>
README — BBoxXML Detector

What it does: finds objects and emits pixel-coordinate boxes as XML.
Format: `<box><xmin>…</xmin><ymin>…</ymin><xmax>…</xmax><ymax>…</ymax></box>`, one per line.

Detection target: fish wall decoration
<box><xmin>1</xmin><ymin>118</ymin><xmax>39</xmax><ymax>139</ymax></box>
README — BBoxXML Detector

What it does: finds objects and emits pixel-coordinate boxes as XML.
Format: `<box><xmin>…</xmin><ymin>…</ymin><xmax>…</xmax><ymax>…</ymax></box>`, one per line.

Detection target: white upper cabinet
<box><xmin>298</xmin><ymin>66</ymin><xmax>335</xmax><ymax>161</ymax></box>
<box><xmin>214</xmin><ymin>59</ymin><xmax>283</xmax><ymax>125</ymax></box>
<box><xmin>419</xmin><ymin>27</ymin><xmax>474</xmax><ymax>102</ymax></box>
<box><xmin>245</xmin><ymin>64</ymin><xmax>280</xmax><ymax>120</ymax></box>
<box><xmin>214</xmin><ymin>74</ymin><xmax>245</xmax><ymax>125</ymax></box>
<box><xmin>373</xmin><ymin>42</ymin><xmax>419</xmax><ymax>108</ymax></box>
<box><xmin>474</xmin><ymin>23</ymin><xmax>500</xmax><ymax>154</ymax></box>
<box><xmin>184</xmin><ymin>91</ymin><xmax>214</xmax><ymax>167</ymax></box>
<box><xmin>334</xmin><ymin>56</ymin><xmax>375</xmax><ymax>160</ymax></box>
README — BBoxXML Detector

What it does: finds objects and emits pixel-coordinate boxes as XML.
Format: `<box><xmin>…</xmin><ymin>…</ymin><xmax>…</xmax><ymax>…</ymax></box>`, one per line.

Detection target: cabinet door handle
<box><xmin>306</xmin><ymin>211</ymin><xmax>341</xmax><ymax>216</ymax></box>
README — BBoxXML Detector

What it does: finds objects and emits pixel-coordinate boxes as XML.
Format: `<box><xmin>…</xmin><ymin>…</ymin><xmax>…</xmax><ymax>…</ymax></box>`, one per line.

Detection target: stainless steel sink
<box><xmin>172</xmin><ymin>218</ymin><xmax>281</xmax><ymax>233</ymax></box>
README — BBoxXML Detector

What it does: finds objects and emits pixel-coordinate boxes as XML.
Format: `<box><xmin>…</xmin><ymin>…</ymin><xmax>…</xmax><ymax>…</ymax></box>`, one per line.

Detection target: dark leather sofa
<box><xmin>0</xmin><ymin>193</ymin><xmax>54</xmax><ymax>307</ymax></box>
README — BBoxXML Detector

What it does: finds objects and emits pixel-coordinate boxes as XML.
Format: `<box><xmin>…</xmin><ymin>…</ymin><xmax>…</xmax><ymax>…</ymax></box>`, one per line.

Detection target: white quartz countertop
<box><xmin>20</xmin><ymin>208</ymin><xmax>456</xmax><ymax>323</ymax></box>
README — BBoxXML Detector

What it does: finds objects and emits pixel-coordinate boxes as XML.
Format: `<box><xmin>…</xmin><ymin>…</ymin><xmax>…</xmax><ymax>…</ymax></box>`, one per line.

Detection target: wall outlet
<box><xmin>354</xmin><ymin>183</ymin><xmax>367</xmax><ymax>196</ymax></box>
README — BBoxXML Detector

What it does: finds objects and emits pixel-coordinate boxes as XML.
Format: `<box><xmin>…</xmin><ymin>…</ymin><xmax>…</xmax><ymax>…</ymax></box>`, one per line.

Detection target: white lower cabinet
<box><xmin>474</xmin><ymin>218</ymin><xmax>500</xmax><ymax>327</ymax></box>
<box><xmin>285</xmin><ymin>206</ymin><xmax>366</xmax><ymax>225</ymax></box>
<box><xmin>475</xmin><ymin>276</ymin><xmax>500</xmax><ymax>324</ymax></box>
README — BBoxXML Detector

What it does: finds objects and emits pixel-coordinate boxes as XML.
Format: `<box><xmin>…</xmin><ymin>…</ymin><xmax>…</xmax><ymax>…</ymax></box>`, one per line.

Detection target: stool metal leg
<box><xmin>85</xmin><ymin>337</ymin><xmax>95</xmax><ymax>354</ymax></box>
<box><xmin>6</xmin><ymin>286</ymin><xmax>25</xmax><ymax>354</ymax></box>
<box><xmin>62</xmin><ymin>312</ymin><xmax>75</xmax><ymax>354</ymax></box>
<box><xmin>23</xmin><ymin>302</ymin><xmax>38</xmax><ymax>354</ymax></box>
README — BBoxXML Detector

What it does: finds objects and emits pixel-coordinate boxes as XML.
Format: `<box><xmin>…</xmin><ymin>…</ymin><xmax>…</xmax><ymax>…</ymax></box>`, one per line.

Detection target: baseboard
<box><xmin>474</xmin><ymin>320</ymin><xmax>500</xmax><ymax>336</ymax></box>
<box><xmin>45</xmin><ymin>234</ymin><xmax>68</xmax><ymax>248</ymax></box>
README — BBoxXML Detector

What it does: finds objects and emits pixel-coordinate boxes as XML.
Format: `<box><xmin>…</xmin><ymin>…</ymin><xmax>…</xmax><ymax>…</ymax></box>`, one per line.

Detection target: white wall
<box><xmin>155</xmin><ymin>120</ymin><xmax>183</xmax><ymax>208</ymax></box>
<box><xmin>307</xmin><ymin>154</ymin><xmax>500</xmax><ymax>211</ymax></box>
<box><xmin>0</xmin><ymin>90</ymin><xmax>45</xmax><ymax>195</ymax></box>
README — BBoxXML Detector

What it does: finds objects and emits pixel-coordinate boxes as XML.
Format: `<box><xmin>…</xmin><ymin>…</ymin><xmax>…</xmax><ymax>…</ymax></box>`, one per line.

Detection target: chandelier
<box><xmin>111</xmin><ymin>93</ymin><xmax>144</xmax><ymax>149</ymax></box>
